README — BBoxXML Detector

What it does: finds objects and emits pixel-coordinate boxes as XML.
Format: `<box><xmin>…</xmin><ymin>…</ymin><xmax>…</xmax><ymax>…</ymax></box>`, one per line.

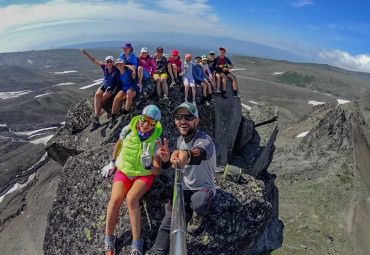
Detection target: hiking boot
<box><xmin>203</xmin><ymin>100</ymin><xmax>210</xmax><ymax>106</ymax></box>
<box><xmin>131</xmin><ymin>239</ymin><xmax>144</xmax><ymax>255</ymax></box>
<box><xmin>187</xmin><ymin>212</ymin><xmax>203</xmax><ymax>234</ymax></box>
<box><xmin>105</xmin><ymin>235</ymin><xmax>116</xmax><ymax>255</ymax></box>
<box><xmin>90</xmin><ymin>115</ymin><xmax>100</xmax><ymax>131</ymax></box>
<box><xmin>109</xmin><ymin>117</ymin><xmax>117</xmax><ymax>129</ymax></box>
<box><xmin>233</xmin><ymin>92</ymin><xmax>241</xmax><ymax>98</ymax></box>
<box><xmin>221</xmin><ymin>93</ymin><xmax>228</xmax><ymax>99</ymax></box>
<box><xmin>209</xmin><ymin>98</ymin><xmax>215</xmax><ymax>104</ymax></box>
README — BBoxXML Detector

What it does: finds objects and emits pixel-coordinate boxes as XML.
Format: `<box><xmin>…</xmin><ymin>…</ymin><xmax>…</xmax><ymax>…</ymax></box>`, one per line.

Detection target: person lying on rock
<box><xmin>149</xmin><ymin>101</ymin><xmax>216</xmax><ymax>254</ymax></box>
<box><xmin>81</xmin><ymin>49</ymin><xmax>120</xmax><ymax>131</ymax></box>
<box><xmin>100</xmin><ymin>104</ymin><xmax>162</xmax><ymax>255</ymax></box>
<box><xmin>109</xmin><ymin>58</ymin><xmax>139</xmax><ymax>129</ymax></box>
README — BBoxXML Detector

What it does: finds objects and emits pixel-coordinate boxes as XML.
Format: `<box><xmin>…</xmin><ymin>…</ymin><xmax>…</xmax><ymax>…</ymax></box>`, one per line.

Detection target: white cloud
<box><xmin>0</xmin><ymin>0</ymin><xmax>227</xmax><ymax>53</ymax></box>
<box><xmin>318</xmin><ymin>49</ymin><xmax>370</xmax><ymax>73</ymax></box>
<box><xmin>292</xmin><ymin>0</ymin><xmax>314</xmax><ymax>7</ymax></box>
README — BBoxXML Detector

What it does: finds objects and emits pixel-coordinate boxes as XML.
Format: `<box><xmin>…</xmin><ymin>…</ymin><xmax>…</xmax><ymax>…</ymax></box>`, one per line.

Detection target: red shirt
<box><xmin>168</xmin><ymin>56</ymin><xmax>182</xmax><ymax>73</ymax></box>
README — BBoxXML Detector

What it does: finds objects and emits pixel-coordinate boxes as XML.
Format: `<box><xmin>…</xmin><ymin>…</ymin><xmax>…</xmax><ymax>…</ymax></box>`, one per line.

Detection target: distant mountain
<box><xmin>60</xmin><ymin>33</ymin><xmax>309</xmax><ymax>62</ymax></box>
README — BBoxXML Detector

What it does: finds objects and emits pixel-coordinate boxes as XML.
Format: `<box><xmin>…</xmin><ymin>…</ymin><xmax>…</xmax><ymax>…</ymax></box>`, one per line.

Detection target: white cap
<box><xmin>105</xmin><ymin>56</ymin><xmax>114</xmax><ymax>62</ymax></box>
<box><xmin>141</xmin><ymin>47</ymin><xmax>148</xmax><ymax>53</ymax></box>
<box><xmin>115</xmin><ymin>58</ymin><xmax>124</xmax><ymax>64</ymax></box>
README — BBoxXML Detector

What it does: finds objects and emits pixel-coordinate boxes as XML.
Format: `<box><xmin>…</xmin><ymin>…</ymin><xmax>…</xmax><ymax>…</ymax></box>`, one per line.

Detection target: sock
<box><xmin>132</xmin><ymin>239</ymin><xmax>143</xmax><ymax>248</ymax></box>
<box><xmin>105</xmin><ymin>236</ymin><xmax>114</xmax><ymax>243</ymax></box>
<box><xmin>111</xmin><ymin>114</ymin><xmax>116</xmax><ymax>120</ymax></box>
<box><xmin>208</xmin><ymin>93</ymin><xmax>212</xmax><ymax>100</ymax></box>
<box><xmin>222</xmin><ymin>90</ymin><xmax>226</xmax><ymax>94</ymax></box>
<box><xmin>122</xmin><ymin>109</ymin><xmax>129</xmax><ymax>114</ymax></box>
<box><xmin>233</xmin><ymin>89</ymin><xmax>238</xmax><ymax>95</ymax></box>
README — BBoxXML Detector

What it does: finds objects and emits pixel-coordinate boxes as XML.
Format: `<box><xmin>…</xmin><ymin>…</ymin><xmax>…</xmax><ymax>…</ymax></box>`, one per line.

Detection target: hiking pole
<box><xmin>169</xmin><ymin>160</ymin><xmax>187</xmax><ymax>255</ymax></box>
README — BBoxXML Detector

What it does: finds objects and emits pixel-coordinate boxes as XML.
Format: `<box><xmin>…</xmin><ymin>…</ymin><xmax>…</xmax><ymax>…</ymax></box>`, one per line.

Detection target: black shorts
<box><xmin>99</xmin><ymin>84</ymin><xmax>118</xmax><ymax>94</ymax></box>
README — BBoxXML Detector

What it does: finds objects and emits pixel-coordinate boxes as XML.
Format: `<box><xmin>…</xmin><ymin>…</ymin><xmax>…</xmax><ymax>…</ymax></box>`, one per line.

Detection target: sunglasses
<box><xmin>174</xmin><ymin>114</ymin><xmax>195</xmax><ymax>121</ymax></box>
<box><xmin>106</xmin><ymin>60</ymin><xmax>113</xmax><ymax>63</ymax></box>
<box><xmin>185</xmin><ymin>59</ymin><xmax>191</xmax><ymax>61</ymax></box>
<box><xmin>140</xmin><ymin>115</ymin><xmax>157</xmax><ymax>126</ymax></box>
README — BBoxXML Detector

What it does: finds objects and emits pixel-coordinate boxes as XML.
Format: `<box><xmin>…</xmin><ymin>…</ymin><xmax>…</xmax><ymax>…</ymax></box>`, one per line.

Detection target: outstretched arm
<box><xmin>81</xmin><ymin>49</ymin><xmax>103</xmax><ymax>68</ymax></box>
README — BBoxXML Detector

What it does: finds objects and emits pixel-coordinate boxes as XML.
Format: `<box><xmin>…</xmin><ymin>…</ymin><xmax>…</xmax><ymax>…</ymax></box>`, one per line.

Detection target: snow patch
<box><xmin>337</xmin><ymin>99</ymin><xmax>351</xmax><ymax>104</ymax></box>
<box><xmin>295</xmin><ymin>131</ymin><xmax>309</xmax><ymax>138</ymax></box>
<box><xmin>249</xmin><ymin>101</ymin><xmax>258</xmax><ymax>105</ymax></box>
<box><xmin>241</xmin><ymin>103</ymin><xmax>252</xmax><ymax>110</ymax></box>
<box><xmin>0</xmin><ymin>90</ymin><xmax>32</xmax><ymax>99</ymax></box>
<box><xmin>80</xmin><ymin>78</ymin><xmax>104</xmax><ymax>89</ymax></box>
<box><xmin>30</xmin><ymin>134</ymin><xmax>54</xmax><ymax>145</ymax></box>
<box><xmin>53</xmin><ymin>82</ymin><xmax>76</xmax><ymax>86</ymax></box>
<box><xmin>230</xmin><ymin>68</ymin><xmax>246</xmax><ymax>71</ymax></box>
<box><xmin>308</xmin><ymin>100</ymin><xmax>325</xmax><ymax>106</ymax></box>
<box><xmin>26</xmin><ymin>59</ymin><xmax>33</xmax><ymax>64</ymax></box>
<box><xmin>13</xmin><ymin>127</ymin><xmax>57</xmax><ymax>136</ymax></box>
<box><xmin>52</xmin><ymin>70</ymin><xmax>78</xmax><ymax>74</ymax></box>
<box><xmin>0</xmin><ymin>124</ymin><xmax>7</xmax><ymax>127</ymax></box>
<box><xmin>273</xmin><ymin>72</ymin><xmax>284</xmax><ymax>75</ymax></box>
<box><xmin>35</xmin><ymin>93</ymin><xmax>52</xmax><ymax>98</ymax></box>
<box><xmin>45</xmin><ymin>65</ymin><xmax>51</xmax><ymax>68</ymax></box>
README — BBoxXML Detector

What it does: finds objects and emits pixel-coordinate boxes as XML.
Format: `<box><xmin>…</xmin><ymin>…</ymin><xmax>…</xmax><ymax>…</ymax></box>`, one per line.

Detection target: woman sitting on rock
<box><xmin>100</xmin><ymin>105</ymin><xmax>162</xmax><ymax>255</ymax></box>
<box><xmin>81</xmin><ymin>49</ymin><xmax>120</xmax><ymax>131</ymax></box>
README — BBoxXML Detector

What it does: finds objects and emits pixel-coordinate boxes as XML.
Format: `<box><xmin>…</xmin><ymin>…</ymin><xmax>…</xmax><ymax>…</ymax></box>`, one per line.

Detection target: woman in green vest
<box><xmin>101</xmin><ymin>104</ymin><xmax>162</xmax><ymax>255</ymax></box>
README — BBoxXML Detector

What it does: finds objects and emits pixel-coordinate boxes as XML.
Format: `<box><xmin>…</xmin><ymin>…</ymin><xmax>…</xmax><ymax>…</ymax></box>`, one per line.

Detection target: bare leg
<box><xmin>105</xmin><ymin>181</ymin><xmax>128</xmax><ymax>236</ymax></box>
<box><xmin>202</xmin><ymin>82</ymin><xmax>207</xmax><ymax>97</ymax></box>
<box><xmin>220</xmin><ymin>73</ymin><xmax>227</xmax><ymax>91</ymax></box>
<box><xmin>184</xmin><ymin>84</ymin><xmax>189</xmax><ymax>101</ymax></box>
<box><xmin>125</xmin><ymin>90</ymin><xmax>136</xmax><ymax>111</ymax></box>
<box><xmin>155</xmin><ymin>78</ymin><xmax>161</xmax><ymax>97</ymax></box>
<box><xmin>126</xmin><ymin>180</ymin><xmax>148</xmax><ymax>241</ymax></box>
<box><xmin>167</xmin><ymin>63</ymin><xmax>174</xmax><ymax>80</ymax></box>
<box><xmin>228</xmin><ymin>73</ymin><xmax>238</xmax><ymax>90</ymax></box>
<box><xmin>161</xmin><ymin>78</ymin><xmax>168</xmax><ymax>97</ymax></box>
<box><xmin>215</xmin><ymin>73</ymin><xmax>221</xmax><ymax>91</ymax></box>
<box><xmin>192</xmin><ymin>86</ymin><xmax>196</xmax><ymax>101</ymax></box>
<box><xmin>94</xmin><ymin>89</ymin><xmax>104</xmax><ymax>116</ymax></box>
<box><xmin>172</xmin><ymin>64</ymin><xmax>178</xmax><ymax>79</ymax></box>
<box><xmin>137</xmin><ymin>66</ymin><xmax>143</xmax><ymax>85</ymax></box>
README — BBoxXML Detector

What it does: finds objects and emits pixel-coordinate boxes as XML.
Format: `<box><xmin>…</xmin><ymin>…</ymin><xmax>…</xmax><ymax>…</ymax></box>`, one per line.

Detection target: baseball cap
<box><xmin>141</xmin><ymin>105</ymin><xmax>161</xmax><ymax>121</ymax></box>
<box><xmin>195</xmin><ymin>56</ymin><xmax>201</xmax><ymax>59</ymax></box>
<box><xmin>156</xmin><ymin>47</ymin><xmax>163</xmax><ymax>52</ymax></box>
<box><xmin>141</xmin><ymin>47</ymin><xmax>148</xmax><ymax>53</ymax></box>
<box><xmin>208</xmin><ymin>51</ymin><xmax>215</xmax><ymax>55</ymax></box>
<box><xmin>185</xmin><ymin>53</ymin><xmax>192</xmax><ymax>60</ymax></box>
<box><xmin>219</xmin><ymin>47</ymin><xmax>226</xmax><ymax>52</ymax></box>
<box><xmin>172</xmin><ymin>49</ymin><xmax>179</xmax><ymax>56</ymax></box>
<box><xmin>114</xmin><ymin>58</ymin><xmax>123</xmax><ymax>64</ymax></box>
<box><xmin>105</xmin><ymin>56</ymin><xmax>114</xmax><ymax>62</ymax></box>
<box><xmin>121</xmin><ymin>42</ymin><xmax>132</xmax><ymax>49</ymax></box>
<box><xmin>201</xmin><ymin>55</ymin><xmax>207</xmax><ymax>60</ymax></box>
<box><xmin>173</xmin><ymin>102</ymin><xmax>199</xmax><ymax>118</ymax></box>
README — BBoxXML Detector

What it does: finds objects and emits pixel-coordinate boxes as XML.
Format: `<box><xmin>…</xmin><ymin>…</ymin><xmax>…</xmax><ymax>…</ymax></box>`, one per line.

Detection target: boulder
<box><xmin>44</xmin><ymin>78</ymin><xmax>283</xmax><ymax>254</ymax></box>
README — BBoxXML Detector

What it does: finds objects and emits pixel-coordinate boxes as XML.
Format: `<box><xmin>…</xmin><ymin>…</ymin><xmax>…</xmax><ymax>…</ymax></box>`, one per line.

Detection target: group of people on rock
<box><xmin>80</xmin><ymin>43</ymin><xmax>241</xmax><ymax>255</ymax></box>
<box><xmin>81</xmin><ymin>43</ymin><xmax>240</xmax><ymax>131</ymax></box>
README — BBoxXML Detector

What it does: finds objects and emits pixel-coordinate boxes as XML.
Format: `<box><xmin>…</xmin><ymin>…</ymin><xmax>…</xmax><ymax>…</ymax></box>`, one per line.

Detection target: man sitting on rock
<box><xmin>149</xmin><ymin>101</ymin><xmax>217</xmax><ymax>254</ymax></box>
<box><xmin>100</xmin><ymin>105</ymin><xmax>163</xmax><ymax>255</ymax></box>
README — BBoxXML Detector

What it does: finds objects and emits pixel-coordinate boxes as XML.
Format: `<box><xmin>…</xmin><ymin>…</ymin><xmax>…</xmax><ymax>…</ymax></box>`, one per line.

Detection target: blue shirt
<box><xmin>119</xmin><ymin>51</ymin><xmax>138</xmax><ymax>68</ymax></box>
<box><xmin>101</xmin><ymin>64</ymin><xmax>119</xmax><ymax>87</ymax></box>
<box><xmin>119</xmin><ymin>67</ymin><xmax>139</xmax><ymax>94</ymax></box>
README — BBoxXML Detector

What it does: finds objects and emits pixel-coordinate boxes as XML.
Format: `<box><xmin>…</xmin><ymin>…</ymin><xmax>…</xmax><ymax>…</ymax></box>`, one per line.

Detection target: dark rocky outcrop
<box><xmin>44</xmin><ymin>79</ymin><xmax>283</xmax><ymax>254</ymax></box>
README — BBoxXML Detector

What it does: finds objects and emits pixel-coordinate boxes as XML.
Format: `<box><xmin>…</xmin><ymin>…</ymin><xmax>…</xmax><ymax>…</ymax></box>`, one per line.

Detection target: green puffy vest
<box><xmin>115</xmin><ymin>116</ymin><xmax>162</xmax><ymax>176</ymax></box>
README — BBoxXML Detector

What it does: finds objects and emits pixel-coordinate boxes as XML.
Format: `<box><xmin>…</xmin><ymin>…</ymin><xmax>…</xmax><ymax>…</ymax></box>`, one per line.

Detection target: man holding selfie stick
<box><xmin>150</xmin><ymin>101</ymin><xmax>217</xmax><ymax>255</ymax></box>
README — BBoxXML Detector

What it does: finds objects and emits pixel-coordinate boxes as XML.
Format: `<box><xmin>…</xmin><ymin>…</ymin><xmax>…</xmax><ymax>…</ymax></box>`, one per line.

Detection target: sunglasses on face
<box><xmin>106</xmin><ymin>60</ymin><xmax>113</xmax><ymax>63</ymax></box>
<box><xmin>174</xmin><ymin>114</ymin><xmax>195</xmax><ymax>121</ymax></box>
<box><xmin>185</xmin><ymin>59</ymin><xmax>191</xmax><ymax>61</ymax></box>
<box><xmin>140</xmin><ymin>115</ymin><xmax>157</xmax><ymax>126</ymax></box>
<box><xmin>173</xmin><ymin>54</ymin><xmax>178</xmax><ymax>57</ymax></box>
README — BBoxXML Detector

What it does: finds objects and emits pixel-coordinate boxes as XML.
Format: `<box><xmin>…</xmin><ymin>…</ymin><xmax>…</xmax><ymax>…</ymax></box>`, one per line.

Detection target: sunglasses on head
<box><xmin>140</xmin><ymin>115</ymin><xmax>157</xmax><ymax>126</ymax></box>
<box><xmin>106</xmin><ymin>60</ymin><xmax>113</xmax><ymax>63</ymax></box>
<box><xmin>174</xmin><ymin>114</ymin><xmax>195</xmax><ymax>121</ymax></box>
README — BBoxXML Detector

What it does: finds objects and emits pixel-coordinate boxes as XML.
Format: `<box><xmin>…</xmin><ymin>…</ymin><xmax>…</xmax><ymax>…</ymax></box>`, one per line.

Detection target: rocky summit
<box><xmin>44</xmin><ymin>79</ymin><xmax>283</xmax><ymax>254</ymax></box>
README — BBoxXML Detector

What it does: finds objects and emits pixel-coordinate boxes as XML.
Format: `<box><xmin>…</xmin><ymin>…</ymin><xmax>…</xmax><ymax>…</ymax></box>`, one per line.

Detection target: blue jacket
<box><xmin>193</xmin><ymin>64</ymin><xmax>206</xmax><ymax>82</ymax></box>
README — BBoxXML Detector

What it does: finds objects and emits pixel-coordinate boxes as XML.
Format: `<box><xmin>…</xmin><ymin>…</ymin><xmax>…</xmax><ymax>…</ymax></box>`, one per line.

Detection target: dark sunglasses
<box><xmin>140</xmin><ymin>115</ymin><xmax>157</xmax><ymax>126</ymax></box>
<box><xmin>174</xmin><ymin>114</ymin><xmax>195</xmax><ymax>121</ymax></box>
<box><xmin>106</xmin><ymin>60</ymin><xmax>113</xmax><ymax>63</ymax></box>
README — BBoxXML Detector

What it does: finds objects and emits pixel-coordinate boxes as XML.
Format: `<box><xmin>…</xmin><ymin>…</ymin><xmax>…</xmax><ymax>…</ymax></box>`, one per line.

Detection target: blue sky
<box><xmin>0</xmin><ymin>0</ymin><xmax>369</xmax><ymax>72</ymax></box>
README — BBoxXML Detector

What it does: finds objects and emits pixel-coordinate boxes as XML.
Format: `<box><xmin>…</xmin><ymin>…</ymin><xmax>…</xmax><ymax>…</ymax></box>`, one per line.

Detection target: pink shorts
<box><xmin>113</xmin><ymin>170</ymin><xmax>154</xmax><ymax>191</ymax></box>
